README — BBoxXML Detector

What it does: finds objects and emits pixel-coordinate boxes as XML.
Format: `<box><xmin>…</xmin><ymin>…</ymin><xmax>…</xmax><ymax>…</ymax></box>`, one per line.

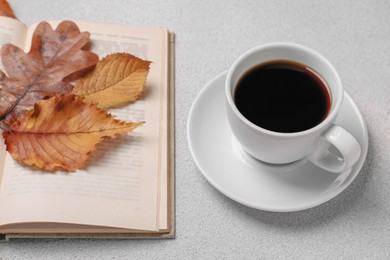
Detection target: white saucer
<box><xmin>187</xmin><ymin>71</ymin><xmax>368</xmax><ymax>212</ymax></box>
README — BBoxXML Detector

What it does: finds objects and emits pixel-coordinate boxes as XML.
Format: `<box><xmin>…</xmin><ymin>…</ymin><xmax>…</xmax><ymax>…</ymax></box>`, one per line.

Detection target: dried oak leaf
<box><xmin>72</xmin><ymin>53</ymin><xmax>150</xmax><ymax>109</ymax></box>
<box><xmin>0</xmin><ymin>21</ymin><xmax>99</xmax><ymax>128</ymax></box>
<box><xmin>0</xmin><ymin>0</ymin><xmax>15</xmax><ymax>18</ymax></box>
<box><xmin>3</xmin><ymin>94</ymin><xmax>143</xmax><ymax>171</ymax></box>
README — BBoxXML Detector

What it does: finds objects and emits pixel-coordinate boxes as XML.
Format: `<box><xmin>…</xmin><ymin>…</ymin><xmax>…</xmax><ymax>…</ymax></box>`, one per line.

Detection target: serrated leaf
<box><xmin>0</xmin><ymin>21</ymin><xmax>99</xmax><ymax>128</ymax></box>
<box><xmin>3</xmin><ymin>94</ymin><xmax>143</xmax><ymax>171</ymax></box>
<box><xmin>0</xmin><ymin>0</ymin><xmax>15</xmax><ymax>18</ymax></box>
<box><xmin>72</xmin><ymin>53</ymin><xmax>150</xmax><ymax>108</ymax></box>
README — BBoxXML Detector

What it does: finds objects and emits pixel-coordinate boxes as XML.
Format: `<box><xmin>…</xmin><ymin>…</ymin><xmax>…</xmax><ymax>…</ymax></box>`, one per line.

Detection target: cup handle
<box><xmin>310</xmin><ymin>125</ymin><xmax>361</xmax><ymax>173</ymax></box>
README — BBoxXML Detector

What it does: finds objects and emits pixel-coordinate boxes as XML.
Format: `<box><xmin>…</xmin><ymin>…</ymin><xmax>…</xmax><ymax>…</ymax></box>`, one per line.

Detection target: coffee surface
<box><xmin>234</xmin><ymin>60</ymin><xmax>331</xmax><ymax>133</ymax></box>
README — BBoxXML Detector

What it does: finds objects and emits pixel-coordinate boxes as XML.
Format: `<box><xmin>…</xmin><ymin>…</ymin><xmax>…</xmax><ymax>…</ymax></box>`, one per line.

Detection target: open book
<box><xmin>0</xmin><ymin>17</ymin><xmax>174</xmax><ymax>240</ymax></box>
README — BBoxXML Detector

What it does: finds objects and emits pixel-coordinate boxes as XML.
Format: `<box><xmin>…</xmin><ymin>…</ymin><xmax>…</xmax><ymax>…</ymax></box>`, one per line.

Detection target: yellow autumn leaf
<box><xmin>72</xmin><ymin>53</ymin><xmax>151</xmax><ymax>108</ymax></box>
<box><xmin>3</xmin><ymin>94</ymin><xmax>143</xmax><ymax>171</ymax></box>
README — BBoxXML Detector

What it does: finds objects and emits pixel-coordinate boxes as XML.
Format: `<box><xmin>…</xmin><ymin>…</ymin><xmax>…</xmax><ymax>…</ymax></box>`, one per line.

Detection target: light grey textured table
<box><xmin>1</xmin><ymin>0</ymin><xmax>390</xmax><ymax>259</ymax></box>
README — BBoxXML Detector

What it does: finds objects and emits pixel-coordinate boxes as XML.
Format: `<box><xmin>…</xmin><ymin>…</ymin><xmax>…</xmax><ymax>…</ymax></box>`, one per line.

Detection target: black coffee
<box><xmin>234</xmin><ymin>60</ymin><xmax>331</xmax><ymax>133</ymax></box>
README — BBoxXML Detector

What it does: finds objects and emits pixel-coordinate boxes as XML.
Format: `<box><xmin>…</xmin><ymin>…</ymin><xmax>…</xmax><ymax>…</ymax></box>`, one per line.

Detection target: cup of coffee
<box><xmin>225</xmin><ymin>42</ymin><xmax>361</xmax><ymax>173</ymax></box>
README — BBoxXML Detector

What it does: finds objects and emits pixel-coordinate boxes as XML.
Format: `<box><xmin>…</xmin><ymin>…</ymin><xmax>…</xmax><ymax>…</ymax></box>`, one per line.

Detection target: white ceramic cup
<box><xmin>225</xmin><ymin>42</ymin><xmax>361</xmax><ymax>173</ymax></box>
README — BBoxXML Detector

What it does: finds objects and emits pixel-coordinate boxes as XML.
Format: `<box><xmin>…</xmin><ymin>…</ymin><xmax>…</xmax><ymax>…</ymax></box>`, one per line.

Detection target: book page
<box><xmin>0</xmin><ymin>17</ymin><xmax>27</xmax><ymax>51</ymax></box>
<box><xmin>0</xmin><ymin>21</ymin><xmax>169</xmax><ymax>232</ymax></box>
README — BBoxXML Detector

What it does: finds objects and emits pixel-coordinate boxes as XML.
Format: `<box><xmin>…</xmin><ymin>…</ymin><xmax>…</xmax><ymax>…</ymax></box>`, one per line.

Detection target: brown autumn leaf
<box><xmin>0</xmin><ymin>21</ymin><xmax>99</xmax><ymax>128</ymax></box>
<box><xmin>0</xmin><ymin>0</ymin><xmax>15</xmax><ymax>18</ymax></box>
<box><xmin>72</xmin><ymin>53</ymin><xmax>150</xmax><ymax>109</ymax></box>
<box><xmin>3</xmin><ymin>94</ymin><xmax>143</xmax><ymax>171</ymax></box>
